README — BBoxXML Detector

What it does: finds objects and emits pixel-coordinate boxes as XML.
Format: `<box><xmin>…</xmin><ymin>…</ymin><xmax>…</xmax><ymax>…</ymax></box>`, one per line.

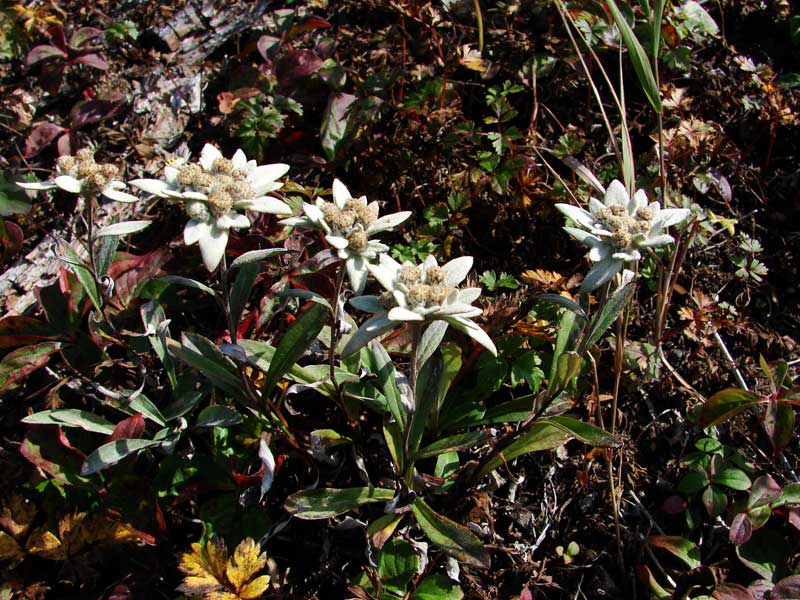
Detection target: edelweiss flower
<box><xmin>342</xmin><ymin>254</ymin><xmax>496</xmax><ymax>357</ymax></box>
<box><xmin>17</xmin><ymin>148</ymin><xmax>137</xmax><ymax>202</ymax></box>
<box><xmin>130</xmin><ymin>144</ymin><xmax>291</xmax><ymax>271</ymax></box>
<box><xmin>556</xmin><ymin>180</ymin><xmax>690</xmax><ymax>292</ymax></box>
<box><xmin>280</xmin><ymin>179</ymin><xmax>411</xmax><ymax>294</ymax></box>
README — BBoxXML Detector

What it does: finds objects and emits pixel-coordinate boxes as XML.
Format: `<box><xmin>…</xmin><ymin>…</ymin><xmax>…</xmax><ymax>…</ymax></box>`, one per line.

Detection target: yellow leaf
<box><xmin>205</xmin><ymin>592</ymin><xmax>239</xmax><ymax>600</ymax></box>
<box><xmin>0</xmin><ymin>496</ymin><xmax>37</xmax><ymax>539</ymax></box>
<box><xmin>0</xmin><ymin>531</ymin><xmax>23</xmax><ymax>561</ymax></box>
<box><xmin>178</xmin><ymin>540</ymin><xmax>229</xmax><ymax>597</ymax></box>
<box><xmin>226</xmin><ymin>538</ymin><xmax>267</xmax><ymax>592</ymax></box>
<box><xmin>238</xmin><ymin>575</ymin><xmax>271</xmax><ymax>599</ymax></box>
<box><xmin>707</xmin><ymin>210</ymin><xmax>736</xmax><ymax>236</ymax></box>
<box><xmin>25</xmin><ymin>527</ymin><xmax>64</xmax><ymax>560</ymax></box>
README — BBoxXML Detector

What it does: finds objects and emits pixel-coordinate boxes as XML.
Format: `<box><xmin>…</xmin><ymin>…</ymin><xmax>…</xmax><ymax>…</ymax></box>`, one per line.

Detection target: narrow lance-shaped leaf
<box><xmin>22</xmin><ymin>409</ymin><xmax>116</xmax><ymax>435</ymax></box>
<box><xmin>262</xmin><ymin>303</ymin><xmax>328</xmax><ymax>396</ymax></box>
<box><xmin>411</xmin><ymin>497</ymin><xmax>490</xmax><ymax>568</ymax></box>
<box><xmin>284</xmin><ymin>487</ymin><xmax>396</xmax><ymax>519</ymax></box>
<box><xmin>81</xmin><ymin>438</ymin><xmax>162</xmax><ymax>475</ymax></box>
<box><xmin>229</xmin><ymin>262</ymin><xmax>260</xmax><ymax>329</ymax></box>
<box><xmin>606</xmin><ymin>0</ymin><xmax>663</xmax><ymax>112</ymax></box>
<box><xmin>94</xmin><ymin>220</ymin><xmax>151</xmax><ymax>237</ymax></box>
<box><xmin>60</xmin><ymin>242</ymin><xmax>102</xmax><ymax>313</ymax></box>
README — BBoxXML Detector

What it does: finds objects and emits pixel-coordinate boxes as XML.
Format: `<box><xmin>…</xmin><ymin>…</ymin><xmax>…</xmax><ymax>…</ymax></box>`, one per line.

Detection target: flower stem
<box><xmin>328</xmin><ymin>264</ymin><xmax>347</xmax><ymax>402</ymax></box>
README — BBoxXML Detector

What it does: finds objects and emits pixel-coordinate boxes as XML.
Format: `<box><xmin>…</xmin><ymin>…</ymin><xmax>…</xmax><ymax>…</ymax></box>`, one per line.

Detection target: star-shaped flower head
<box><xmin>130</xmin><ymin>144</ymin><xmax>291</xmax><ymax>271</ymax></box>
<box><xmin>342</xmin><ymin>254</ymin><xmax>496</xmax><ymax>357</ymax></box>
<box><xmin>17</xmin><ymin>148</ymin><xmax>137</xmax><ymax>202</ymax></box>
<box><xmin>280</xmin><ymin>179</ymin><xmax>411</xmax><ymax>294</ymax></box>
<box><xmin>556</xmin><ymin>180</ymin><xmax>691</xmax><ymax>292</ymax></box>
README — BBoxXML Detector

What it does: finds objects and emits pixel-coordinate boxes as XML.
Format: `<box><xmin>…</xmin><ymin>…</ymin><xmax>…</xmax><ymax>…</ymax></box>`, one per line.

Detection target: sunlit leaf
<box><xmin>411</xmin><ymin>497</ymin><xmax>490</xmax><ymax>568</ymax></box>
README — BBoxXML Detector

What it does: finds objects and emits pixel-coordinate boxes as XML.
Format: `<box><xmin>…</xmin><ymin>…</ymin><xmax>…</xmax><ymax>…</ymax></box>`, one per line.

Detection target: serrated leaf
<box><xmin>411</xmin><ymin>497</ymin><xmax>490</xmax><ymax>568</ymax></box>
<box><xmin>284</xmin><ymin>487</ymin><xmax>396</xmax><ymax>519</ymax></box>
<box><xmin>226</xmin><ymin>538</ymin><xmax>268</xmax><ymax>593</ymax></box>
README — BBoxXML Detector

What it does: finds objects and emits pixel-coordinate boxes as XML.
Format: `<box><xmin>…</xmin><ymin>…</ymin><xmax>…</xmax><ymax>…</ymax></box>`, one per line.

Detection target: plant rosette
<box><xmin>130</xmin><ymin>144</ymin><xmax>291</xmax><ymax>271</ymax></box>
<box><xmin>343</xmin><ymin>253</ymin><xmax>496</xmax><ymax>356</ymax></box>
<box><xmin>17</xmin><ymin>148</ymin><xmax>137</xmax><ymax>203</ymax></box>
<box><xmin>280</xmin><ymin>179</ymin><xmax>411</xmax><ymax>294</ymax></box>
<box><xmin>556</xmin><ymin>179</ymin><xmax>690</xmax><ymax>292</ymax></box>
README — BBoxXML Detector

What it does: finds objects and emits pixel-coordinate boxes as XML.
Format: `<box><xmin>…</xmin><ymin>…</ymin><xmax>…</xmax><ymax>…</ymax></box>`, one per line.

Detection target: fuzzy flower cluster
<box><xmin>343</xmin><ymin>254</ymin><xmax>496</xmax><ymax>357</ymax></box>
<box><xmin>556</xmin><ymin>180</ymin><xmax>690</xmax><ymax>292</ymax></box>
<box><xmin>281</xmin><ymin>180</ymin><xmax>411</xmax><ymax>294</ymax></box>
<box><xmin>131</xmin><ymin>144</ymin><xmax>291</xmax><ymax>271</ymax></box>
<box><xmin>18</xmin><ymin>148</ymin><xmax>137</xmax><ymax>203</ymax></box>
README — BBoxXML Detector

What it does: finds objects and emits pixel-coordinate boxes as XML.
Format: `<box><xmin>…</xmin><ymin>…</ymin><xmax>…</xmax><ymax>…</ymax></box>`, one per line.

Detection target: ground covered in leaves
<box><xmin>0</xmin><ymin>1</ymin><xmax>799</xmax><ymax>599</ymax></box>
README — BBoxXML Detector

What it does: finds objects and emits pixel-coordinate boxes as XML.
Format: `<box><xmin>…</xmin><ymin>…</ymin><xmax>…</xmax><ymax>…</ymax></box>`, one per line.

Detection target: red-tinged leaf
<box><xmin>24</xmin><ymin>122</ymin><xmax>66</xmax><ymax>158</ymax></box>
<box><xmin>661</xmin><ymin>23</ymin><xmax>679</xmax><ymax>47</ymax></box>
<box><xmin>662</xmin><ymin>494</ymin><xmax>688</xmax><ymax>514</ymax></box>
<box><xmin>520</xmin><ymin>588</ymin><xmax>534</xmax><ymax>600</ymax></box>
<box><xmin>772</xmin><ymin>575</ymin><xmax>800</xmax><ymax>599</ymax></box>
<box><xmin>789</xmin><ymin>508</ymin><xmax>800</xmax><ymax>531</ymax></box>
<box><xmin>232</xmin><ymin>464</ymin><xmax>265</xmax><ymax>489</ymax></box>
<box><xmin>25</xmin><ymin>44</ymin><xmax>67</xmax><ymax>67</ymax></box>
<box><xmin>38</xmin><ymin>61</ymin><xmax>66</xmax><ymax>94</ymax></box>
<box><xmin>0</xmin><ymin>341</ymin><xmax>61</xmax><ymax>391</ymax></box>
<box><xmin>749</xmin><ymin>475</ymin><xmax>783</xmax><ymax>509</ymax></box>
<box><xmin>56</xmin><ymin>426</ymin><xmax>87</xmax><ymax>458</ymax></box>
<box><xmin>1</xmin><ymin>220</ymin><xmax>24</xmax><ymax>258</ymax></box>
<box><xmin>747</xmin><ymin>579</ymin><xmax>773</xmax><ymax>600</ymax></box>
<box><xmin>288</xmin><ymin>15</ymin><xmax>332</xmax><ymax>37</ymax></box>
<box><xmin>106</xmin><ymin>414</ymin><xmax>146</xmax><ymax>443</ymax></box>
<box><xmin>107</xmin><ymin>247</ymin><xmax>171</xmax><ymax>308</ymax></box>
<box><xmin>46</xmin><ymin>24</ymin><xmax>67</xmax><ymax>50</ymax></box>
<box><xmin>0</xmin><ymin>316</ymin><xmax>53</xmax><ymax>349</ymax></box>
<box><xmin>712</xmin><ymin>583</ymin><xmax>755</xmax><ymax>600</ymax></box>
<box><xmin>20</xmin><ymin>428</ymin><xmax>89</xmax><ymax>485</ymax></box>
<box><xmin>69</xmin><ymin>99</ymin><xmax>119</xmax><ymax>129</ymax></box>
<box><xmin>764</xmin><ymin>401</ymin><xmax>794</xmax><ymax>455</ymax></box>
<box><xmin>73</xmin><ymin>52</ymin><xmax>109</xmax><ymax>70</ymax></box>
<box><xmin>703</xmin><ymin>485</ymin><xmax>728</xmax><ymax>517</ymax></box>
<box><xmin>69</xmin><ymin>26</ymin><xmax>104</xmax><ymax>47</ymax></box>
<box><xmin>648</xmin><ymin>536</ymin><xmax>701</xmax><ymax>569</ymax></box>
<box><xmin>257</xmin><ymin>35</ymin><xmax>280</xmax><ymax>61</ymax></box>
<box><xmin>57</xmin><ymin>132</ymin><xmax>72</xmax><ymax>156</ymax></box>
<box><xmin>275</xmin><ymin>49</ymin><xmax>323</xmax><ymax>86</ymax></box>
<box><xmin>699</xmin><ymin>388</ymin><xmax>761</xmax><ymax>428</ymax></box>
<box><xmin>730</xmin><ymin>512</ymin><xmax>752</xmax><ymax>545</ymax></box>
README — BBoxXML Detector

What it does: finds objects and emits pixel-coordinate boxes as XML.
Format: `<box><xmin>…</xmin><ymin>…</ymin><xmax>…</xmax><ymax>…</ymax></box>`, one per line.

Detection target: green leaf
<box><xmin>94</xmin><ymin>234</ymin><xmax>119</xmax><ymax>279</ymax></box>
<box><xmin>736</xmin><ymin>527</ymin><xmax>790</xmax><ymax>581</ymax></box>
<box><xmin>549</xmin><ymin>351</ymin><xmax>582</xmax><ymax>396</ymax></box>
<box><xmin>699</xmin><ymin>389</ymin><xmax>760</xmax><ymax>427</ymax></box>
<box><xmin>544</xmin><ymin>416</ymin><xmax>618</xmax><ymax>446</ymax></box>
<box><xmin>383</xmin><ymin>420</ymin><xmax>405</xmax><ymax>472</ymax></box>
<box><xmin>364</xmin><ymin>340</ymin><xmax>406</xmax><ymax>429</ymax></box>
<box><xmin>652</xmin><ymin>0</ymin><xmax>667</xmax><ymax>57</ymax></box>
<box><xmin>284</xmin><ymin>487</ymin><xmax>396</xmax><ymax>519</ymax></box>
<box><xmin>605</xmin><ymin>0</ymin><xmax>662</xmax><ymax>112</ymax></box>
<box><xmin>435</xmin><ymin>451</ymin><xmax>459</xmax><ymax>479</ymax></box>
<box><xmin>677</xmin><ymin>470</ymin><xmax>709</xmax><ymax>494</ymax></box>
<box><xmin>167</xmin><ymin>334</ymin><xmax>245</xmax><ymax>398</ymax></box>
<box><xmin>748</xmin><ymin>475</ymin><xmax>783</xmax><ymax>509</ymax></box>
<box><xmin>478</xmin><ymin>396</ymin><xmax>534</xmax><ymax>425</ymax></box>
<box><xmin>60</xmin><ymin>242</ymin><xmax>102</xmax><ymax>313</ymax></box>
<box><xmin>126</xmin><ymin>392</ymin><xmax>167</xmax><ymax>427</ymax></box>
<box><xmin>367</xmin><ymin>513</ymin><xmax>404</xmax><ymax>552</ymax></box>
<box><xmin>715</xmin><ymin>468</ymin><xmax>751</xmax><ymax>491</ymax></box>
<box><xmin>411</xmin><ymin>498</ymin><xmax>490</xmax><ymax>568</ymax></box>
<box><xmin>413</xmin><ymin>430</ymin><xmax>490</xmax><ymax>461</ymax></box>
<box><xmin>408</xmin><ymin>351</ymin><xmax>443</xmax><ymax>455</ymax></box>
<box><xmin>411</xmin><ymin>574</ymin><xmax>463</xmax><ymax>600</ymax></box>
<box><xmin>262</xmin><ymin>303</ymin><xmax>328</xmax><ymax>396</ymax></box>
<box><xmin>229</xmin><ymin>248</ymin><xmax>287</xmax><ymax>270</ymax></box>
<box><xmin>415</xmin><ymin>320</ymin><xmax>449</xmax><ymax>374</ymax></box>
<box><xmin>378</xmin><ymin>538</ymin><xmax>419</xmax><ymax>595</ymax></box>
<box><xmin>511</xmin><ymin>350</ymin><xmax>544</xmax><ymax>392</ymax></box>
<box><xmin>0</xmin><ymin>173</ymin><xmax>32</xmax><ymax>215</ymax></box>
<box><xmin>22</xmin><ymin>409</ymin><xmax>116</xmax><ymax>435</ymax></box>
<box><xmin>141</xmin><ymin>300</ymin><xmax>177</xmax><ymax>389</ymax></box>
<box><xmin>648</xmin><ymin>536</ymin><xmax>701</xmax><ymax>569</ymax></box>
<box><xmin>159</xmin><ymin>275</ymin><xmax>217</xmax><ymax>297</ymax></box>
<box><xmin>229</xmin><ymin>262</ymin><xmax>259</xmax><ymax>328</ymax></box>
<box><xmin>703</xmin><ymin>485</ymin><xmax>727</xmax><ymax>517</ymax></box>
<box><xmin>320</xmin><ymin>92</ymin><xmax>356</xmax><ymax>161</ymax></box>
<box><xmin>547</xmin><ymin>309</ymin><xmax>579</xmax><ymax>395</ymax></box>
<box><xmin>81</xmin><ymin>438</ymin><xmax>162</xmax><ymax>475</ymax></box>
<box><xmin>195</xmin><ymin>405</ymin><xmax>243</xmax><ymax>428</ymax></box>
<box><xmin>94</xmin><ymin>220</ymin><xmax>151</xmax><ymax>237</ymax></box>
<box><xmin>276</xmin><ymin>289</ymin><xmax>332</xmax><ymax>310</ymax></box>
<box><xmin>581</xmin><ymin>278</ymin><xmax>635</xmax><ymax>352</ymax></box>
